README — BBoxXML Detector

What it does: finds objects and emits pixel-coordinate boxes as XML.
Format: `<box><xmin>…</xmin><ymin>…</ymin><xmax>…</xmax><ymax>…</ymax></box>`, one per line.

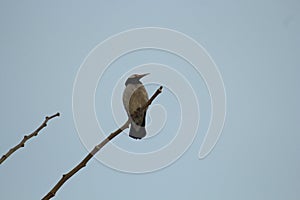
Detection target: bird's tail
<box><xmin>129</xmin><ymin>122</ymin><xmax>146</xmax><ymax>139</ymax></box>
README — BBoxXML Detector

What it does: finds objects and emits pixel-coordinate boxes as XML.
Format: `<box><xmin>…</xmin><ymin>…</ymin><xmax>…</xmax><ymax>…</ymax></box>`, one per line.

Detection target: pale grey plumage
<box><xmin>123</xmin><ymin>73</ymin><xmax>149</xmax><ymax>139</ymax></box>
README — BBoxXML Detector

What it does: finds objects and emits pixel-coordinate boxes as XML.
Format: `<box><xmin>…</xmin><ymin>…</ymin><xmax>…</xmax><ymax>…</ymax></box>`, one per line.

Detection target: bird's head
<box><xmin>125</xmin><ymin>73</ymin><xmax>149</xmax><ymax>85</ymax></box>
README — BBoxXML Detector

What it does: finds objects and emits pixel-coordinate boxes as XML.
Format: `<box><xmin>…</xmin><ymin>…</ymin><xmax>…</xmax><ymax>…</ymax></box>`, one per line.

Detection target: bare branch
<box><xmin>0</xmin><ymin>112</ymin><xmax>60</xmax><ymax>165</ymax></box>
<box><xmin>142</xmin><ymin>86</ymin><xmax>163</xmax><ymax>110</ymax></box>
<box><xmin>42</xmin><ymin>86</ymin><xmax>163</xmax><ymax>200</ymax></box>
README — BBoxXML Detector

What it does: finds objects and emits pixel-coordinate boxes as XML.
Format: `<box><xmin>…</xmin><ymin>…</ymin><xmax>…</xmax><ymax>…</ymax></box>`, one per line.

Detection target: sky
<box><xmin>0</xmin><ymin>0</ymin><xmax>300</xmax><ymax>199</ymax></box>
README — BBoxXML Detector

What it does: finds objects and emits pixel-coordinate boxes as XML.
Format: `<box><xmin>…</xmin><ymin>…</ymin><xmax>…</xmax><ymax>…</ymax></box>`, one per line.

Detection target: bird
<box><xmin>123</xmin><ymin>73</ymin><xmax>149</xmax><ymax>139</ymax></box>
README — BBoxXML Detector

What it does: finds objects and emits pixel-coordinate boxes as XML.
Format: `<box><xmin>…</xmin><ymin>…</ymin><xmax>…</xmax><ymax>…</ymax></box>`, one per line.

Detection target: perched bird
<box><xmin>123</xmin><ymin>73</ymin><xmax>149</xmax><ymax>139</ymax></box>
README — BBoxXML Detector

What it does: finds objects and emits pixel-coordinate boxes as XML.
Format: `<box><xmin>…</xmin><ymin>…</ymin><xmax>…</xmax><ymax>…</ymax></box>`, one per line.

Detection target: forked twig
<box><xmin>0</xmin><ymin>112</ymin><xmax>60</xmax><ymax>165</ymax></box>
<box><xmin>42</xmin><ymin>86</ymin><xmax>163</xmax><ymax>200</ymax></box>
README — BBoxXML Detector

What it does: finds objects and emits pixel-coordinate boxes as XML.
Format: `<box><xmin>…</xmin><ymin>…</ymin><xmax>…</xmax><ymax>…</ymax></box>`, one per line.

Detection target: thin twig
<box><xmin>0</xmin><ymin>112</ymin><xmax>60</xmax><ymax>165</ymax></box>
<box><xmin>42</xmin><ymin>86</ymin><xmax>163</xmax><ymax>200</ymax></box>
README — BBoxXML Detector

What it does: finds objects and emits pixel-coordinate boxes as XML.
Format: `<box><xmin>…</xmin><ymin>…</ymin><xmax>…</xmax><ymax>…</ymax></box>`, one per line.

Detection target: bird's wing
<box><xmin>129</xmin><ymin>84</ymin><xmax>149</xmax><ymax>126</ymax></box>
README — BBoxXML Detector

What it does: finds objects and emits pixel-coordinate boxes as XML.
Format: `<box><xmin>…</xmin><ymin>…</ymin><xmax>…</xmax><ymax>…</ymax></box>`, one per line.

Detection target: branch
<box><xmin>42</xmin><ymin>86</ymin><xmax>163</xmax><ymax>200</ymax></box>
<box><xmin>0</xmin><ymin>112</ymin><xmax>60</xmax><ymax>165</ymax></box>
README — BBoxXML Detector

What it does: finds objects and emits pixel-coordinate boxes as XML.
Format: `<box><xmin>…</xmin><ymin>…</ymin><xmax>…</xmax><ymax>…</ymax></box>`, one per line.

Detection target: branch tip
<box><xmin>0</xmin><ymin>113</ymin><xmax>60</xmax><ymax>165</ymax></box>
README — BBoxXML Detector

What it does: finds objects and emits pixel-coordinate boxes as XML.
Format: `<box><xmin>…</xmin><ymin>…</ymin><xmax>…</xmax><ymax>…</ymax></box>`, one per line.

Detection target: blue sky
<box><xmin>0</xmin><ymin>0</ymin><xmax>299</xmax><ymax>199</ymax></box>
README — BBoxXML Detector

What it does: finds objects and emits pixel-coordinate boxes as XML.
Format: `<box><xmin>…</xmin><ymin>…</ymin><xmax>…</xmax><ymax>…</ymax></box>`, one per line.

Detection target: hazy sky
<box><xmin>0</xmin><ymin>0</ymin><xmax>299</xmax><ymax>199</ymax></box>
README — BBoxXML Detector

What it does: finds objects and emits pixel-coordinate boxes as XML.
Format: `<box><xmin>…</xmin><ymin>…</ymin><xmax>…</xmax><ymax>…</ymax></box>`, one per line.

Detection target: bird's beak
<box><xmin>137</xmin><ymin>73</ymin><xmax>150</xmax><ymax>79</ymax></box>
